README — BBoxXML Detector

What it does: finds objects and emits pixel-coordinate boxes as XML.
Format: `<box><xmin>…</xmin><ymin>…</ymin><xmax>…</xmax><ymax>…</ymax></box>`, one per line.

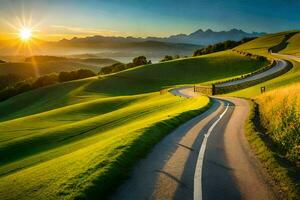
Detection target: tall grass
<box><xmin>257</xmin><ymin>83</ymin><xmax>300</xmax><ymax>165</ymax></box>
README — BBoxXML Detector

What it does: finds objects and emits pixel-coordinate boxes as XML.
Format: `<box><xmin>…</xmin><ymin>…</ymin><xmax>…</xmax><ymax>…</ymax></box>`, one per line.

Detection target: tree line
<box><xmin>99</xmin><ymin>56</ymin><xmax>151</xmax><ymax>75</ymax></box>
<box><xmin>193</xmin><ymin>37</ymin><xmax>256</xmax><ymax>56</ymax></box>
<box><xmin>0</xmin><ymin>55</ymin><xmax>152</xmax><ymax>102</ymax></box>
<box><xmin>0</xmin><ymin>69</ymin><xmax>96</xmax><ymax>102</ymax></box>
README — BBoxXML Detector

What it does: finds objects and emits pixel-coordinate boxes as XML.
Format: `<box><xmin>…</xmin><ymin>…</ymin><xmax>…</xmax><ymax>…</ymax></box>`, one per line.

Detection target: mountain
<box><xmin>56</xmin><ymin>28</ymin><xmax>265</xmax><ymax>46</ymax></box>
<box><xmin>50</xmin><ymin>39</ymin><xmax>202</xmax><ymax>63</ymax></box>
<box><xmin>0</xmin><ymin>28</ymin><xmax>265</xmax><ymax>63</ymax></box>
<box><xmin>146</xmin><ymin>28</ymin><xmax>265</xmax><ymax>45</ymax></box>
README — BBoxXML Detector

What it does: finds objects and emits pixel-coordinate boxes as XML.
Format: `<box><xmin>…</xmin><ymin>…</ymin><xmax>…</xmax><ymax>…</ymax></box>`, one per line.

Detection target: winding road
<box><xmin>111</xmin><ymin>88</ymin><xmax>277</xmax><ymax>200</ymax></box>
<box><xmin>215</xmin><ymin>59</ymin><xmax>288</xmax><ymax>87</ymax></box>
<box><xmin>110</xmin><ymin>54</ymin><xmax>292</xmax><ymax>200</ymax></box>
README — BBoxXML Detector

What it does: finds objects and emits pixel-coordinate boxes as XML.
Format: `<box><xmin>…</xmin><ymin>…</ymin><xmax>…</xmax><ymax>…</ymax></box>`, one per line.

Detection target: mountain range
<box><xmin>57</xmin><ymin>28</ymin><xmax>265</xmax><ymax>46</ymax></box>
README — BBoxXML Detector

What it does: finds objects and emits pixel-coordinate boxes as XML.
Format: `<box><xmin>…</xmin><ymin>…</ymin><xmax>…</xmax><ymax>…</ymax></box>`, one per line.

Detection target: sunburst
<box><xmin>19</xmin><ymin>27</ymin><xmax>32</xmax><ymax>41</ymax></box>
<box><xmin>3</xmin><ymin>15</ymin><xmax>45</xmax><ymax>76</ymax></box>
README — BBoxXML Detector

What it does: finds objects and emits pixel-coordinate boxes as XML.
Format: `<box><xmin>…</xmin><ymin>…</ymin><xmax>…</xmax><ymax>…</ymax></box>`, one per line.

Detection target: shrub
<box><xmin>59</xmin><ymin>69</ymin><xmax>96</xmax><ymax>82</ymax></box>
<box><xmin>32</xmin><ymin>74</ymin><xmax>58</xmax><ymax>88</ymax></box>
<box><xmin>99</xmin><ymin>56</ymin><xmax>151</xmax><ymax>75</ymax></box>
<box><xmin>0</xmin><ymin>69</ymin><xmax>95</xmax><ymax>102</ymax></box>
<box><xmin>160</xmin><ymin>55</ymin><xmax>173</xmax><ymax>62</ymax></box>
<box><xmin>0</xmin><ymin>74</ymin><xmax>24</xmax><ymax>91</ymax></box>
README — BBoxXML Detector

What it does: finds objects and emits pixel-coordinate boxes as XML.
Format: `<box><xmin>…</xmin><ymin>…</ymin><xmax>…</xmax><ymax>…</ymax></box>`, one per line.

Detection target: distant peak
<box><xmin>229</xmin><ymin>28</ymin><xmax>245</xmax><ymax>33</ymax></box>
<box><xmin>195</xmin><ymin>28</ymin><xmax>204</xmax><ymax>33</ymax></box>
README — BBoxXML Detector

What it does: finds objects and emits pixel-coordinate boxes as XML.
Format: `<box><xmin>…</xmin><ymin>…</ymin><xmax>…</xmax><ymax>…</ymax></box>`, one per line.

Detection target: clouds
<box><xmin>50</xmin><ymin>25</ymin><xmax>125</xmax><ymax>37</ymax></box>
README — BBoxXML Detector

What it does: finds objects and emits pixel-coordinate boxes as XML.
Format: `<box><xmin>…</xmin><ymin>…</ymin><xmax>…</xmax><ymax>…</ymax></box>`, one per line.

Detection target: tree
<box><xmin>99</xmin><ymin>56</ymin><xmax>150</xmax><ymax>75</ymax></box>
<box><xmin>132</xmin><ymin>56</ymin><xmax>148</xmax><ymax>66</ymax></box>
<box><xmin>160</xmin><ymin>55</ymin><xmax>173</xmax><ymax>62</ymax></box>
<box><xmin>174</xmin><ymin>55</ymin><xmax>180</xmax><ymax>59</ymax></box>
<box><xmin>32</xmin><ymin>74</ymin><xmax>58</xmax><ymax>88</ymax></box>
<box><xmin>0</xmin><ymin>74</ymin><xmax>23</xmax><ymax>91</ymax></box>
<box><xmin>76</xmin><ymin>69</ymin><xmax>96</xmax><ymax>79</ymax></box>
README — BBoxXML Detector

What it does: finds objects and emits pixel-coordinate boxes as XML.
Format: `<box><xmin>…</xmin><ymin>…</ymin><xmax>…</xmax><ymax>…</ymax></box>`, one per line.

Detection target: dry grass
<box><xmin>257</xmin><ymin>83</ymin><xmax>300</xmax><ymax>165</ymax></box>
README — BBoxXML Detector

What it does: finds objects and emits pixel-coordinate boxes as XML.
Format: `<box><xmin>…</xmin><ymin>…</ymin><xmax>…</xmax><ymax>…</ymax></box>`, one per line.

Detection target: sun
<box><xmin>19</xmin><ymin>27</ymin><xmax>32</xmax><ymax>41</ymax></box>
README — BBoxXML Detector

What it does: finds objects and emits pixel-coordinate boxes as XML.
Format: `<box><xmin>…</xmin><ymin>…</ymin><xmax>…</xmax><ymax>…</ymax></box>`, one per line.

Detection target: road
<box><xmin>272</xmin><ymin>52</ymin><xmax>300</xmax><ymax>63</ymax></box>
<box><xmin>215</xmin><ymin>59</ymin><xmax>288</xmax><ymax>87</ymax></box>
<box><xmin>111</xmin><ymin>87</ymin><xmax>277</xmax><ymax>200</ymax></box>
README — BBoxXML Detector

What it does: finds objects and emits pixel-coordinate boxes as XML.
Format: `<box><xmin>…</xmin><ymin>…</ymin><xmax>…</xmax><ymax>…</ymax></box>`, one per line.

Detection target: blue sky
<box><xmin>1</xmin><ymin>0</ymin><xmax>300</xmax><ymax>40</ymax></box>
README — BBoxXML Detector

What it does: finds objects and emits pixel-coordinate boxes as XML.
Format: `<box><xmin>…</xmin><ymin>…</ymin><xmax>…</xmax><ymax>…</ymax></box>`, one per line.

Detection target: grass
<box><xmin>226</xmin><ymin>31</ymin><xmax>300</xmax><ymax>97</ymax></box>
<box><xmin>256</xmin><ymin>83</ymin><xmax>300</xmax><ymax>165</ymax></box>
<box><xmin>280</xmin><ymin>32</ymin><xmax>300</xmax><ymax>56</ymax></box>
<box><xmin>245</xmin><ymin>100</ymin><xmax>300</xmax><ymax>200</ymax></box>
<box><xmin>0</xmin><ymin>92</ymin><xmax>210</xmax><ymax>200</ymax></box>
<box><xmin>0</xmin><ymin>50</ymin><xmax>266</xmax><ymax>121</ymax></box>
<box><xmin>230</xmin><ymin>32</ymin><xmax>300</xmax><ymax>199</ymax></box>
<box><xmin>0</xmin><ymin>50</ymin><xmax>267</xmax><ymax>199</ymax></box>
<box><xmin>0</xmin><ymin>56</ymin><xmax>119</xmax><ymax>79</ymax></box>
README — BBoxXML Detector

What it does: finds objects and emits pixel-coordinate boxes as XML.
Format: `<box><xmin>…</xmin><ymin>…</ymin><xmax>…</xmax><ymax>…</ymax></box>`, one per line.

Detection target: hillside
<box><xmin>0</xmin><ymin>56</ymin><xmax>119</xmax><ymax>78</ymax></box>
<box><xmin>0</xmin><ymin>51</ymin><xmax>267</xmax><ymax>120</ymax></box>
<box><xmin>280</xmin><ymin>32</ymin><xmax>300</xmax><ymax>56</ymax></box>
<box><xmin>0</xmin><ymin>49</ymin><xmax>267</xmax><ymax>199</ymax></box>
<box><xmin>227</xmin><ymin>31</ymin><xmax>300</xmax><ymax>97</ymax></box>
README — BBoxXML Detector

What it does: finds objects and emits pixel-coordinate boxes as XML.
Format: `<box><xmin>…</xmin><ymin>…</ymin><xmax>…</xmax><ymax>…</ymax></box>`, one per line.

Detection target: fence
<box><xmin>194</xmin><ymin>85</ymin><xmax>215</xmax><ymax>95</ymax></box>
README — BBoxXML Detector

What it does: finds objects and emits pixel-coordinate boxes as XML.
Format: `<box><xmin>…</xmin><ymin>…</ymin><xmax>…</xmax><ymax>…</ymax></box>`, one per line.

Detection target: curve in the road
<box><xmin>111</xmin><ymin>87</ymin><xmax>277</xmax><ymax>200</ymax></box>
<box><xmin>215</xmin><ymin>59</ymin><xmax>289</xmax><ymax>87</ymax></box>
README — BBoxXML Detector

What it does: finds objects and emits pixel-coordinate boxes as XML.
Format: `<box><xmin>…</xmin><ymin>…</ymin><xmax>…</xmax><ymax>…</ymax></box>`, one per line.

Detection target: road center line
<box><xmin>194</xmin><ymin>102</ymin><xmax>230</xmax><ymax>200</ymax></box>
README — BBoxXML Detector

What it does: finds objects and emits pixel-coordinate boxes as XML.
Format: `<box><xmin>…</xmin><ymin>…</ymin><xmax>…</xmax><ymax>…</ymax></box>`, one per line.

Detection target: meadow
<box><xmin>0</xmin><ymin>50</ymin><xmax>267</xmax><ymax>199</ymax></box>
<box><xmin>0</xmin><ymin>92</ymin><xmax>210</xmax><ymax>200</ymax></box>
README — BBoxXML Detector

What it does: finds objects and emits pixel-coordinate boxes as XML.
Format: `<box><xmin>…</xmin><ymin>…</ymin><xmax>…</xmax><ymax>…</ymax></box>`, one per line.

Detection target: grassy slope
<box><xmin>256</xmin><ymin>84</ymin><xmax>300</xmax><ymax>164</ymax></box>
<box><xmin>226</xmin><ymin>31</ymin><xmax>300</xmax><ymax>97</ymax></box>
<box><xmin>0</xmin><ymin>50</ymin><xmax>266</xmax><ymax>122</ymax></box>
<box><xmin>0</xmin><ymin>92</ymin><xmax>210</xmax><ymax>200</ymax></box>
<box><xmin>0</xmin><ymin>51</ymin><xmax>266</xmax><ymax>199</ymax></box>
<box><xmin>280</xmin><ymin>32</ymin><xmax>300</xmax><ymax>56</ymax></box>
<box><xmin>231</xmin><ymin>32</ymin><xmax>300</xmax><ymax>199</ymax></box>
<box><xmin>0</xmin><ymin>57</ymin><xmax>119</xmax><ymax>78</ymax></box>
<box><xmin>0</xmin><ymin>61</ymin><xmax>98</xmax><ymax>77</ymax></box>
<box><xmin>245</xmin><ymin>100</ymin><xmax>299</xmax><ymax>200</ymax></box>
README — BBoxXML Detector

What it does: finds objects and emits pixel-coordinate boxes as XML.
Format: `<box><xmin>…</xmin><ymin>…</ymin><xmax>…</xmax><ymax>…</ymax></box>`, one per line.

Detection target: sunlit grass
<box><xmin>0</xmin><ymin>92</ymin><xmax>210</xmax><ymax>200</ymax></box>
<box><xmin>280</xmin><ymin>32</ymin><xmax>300</xmax><ymax>56</ymax></box>
<box><xmin>226</xmin><ymin>31</ymin><xmax>300</xmax><ymax>97</ymax></box>
<box><xmin>0</xmin><ymin>49</ymin><xmax>267</xmax><ymax>199</ymax></box>
<box><xmin>256</xmin><ymin>83</ymin><xmax>300</xmax><ymax>164</ymax></box>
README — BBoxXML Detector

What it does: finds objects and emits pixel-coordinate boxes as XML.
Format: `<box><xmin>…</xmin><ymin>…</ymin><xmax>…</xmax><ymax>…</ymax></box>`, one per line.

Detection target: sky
<box><xmin>1</xmin><ymin>0</ymin><xmax>300</xmax><ymax>41</ymax></box>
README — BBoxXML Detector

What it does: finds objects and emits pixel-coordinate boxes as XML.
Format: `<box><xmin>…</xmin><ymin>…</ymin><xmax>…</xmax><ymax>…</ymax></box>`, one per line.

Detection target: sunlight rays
<box><xmin>2</xmin><ymin>14</ymin><xmax>43</xmax><ymax>76</ymax></box>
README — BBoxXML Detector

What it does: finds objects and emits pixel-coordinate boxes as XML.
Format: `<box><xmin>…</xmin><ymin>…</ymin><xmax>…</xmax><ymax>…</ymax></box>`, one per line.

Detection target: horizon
<box><xmin>1</xmin><ymin>0</ymin><xmax>300</xmax><ymax>41</ymax></box>
<box><xmin>24</xmin><ymin>28</ymin><xmax>269</xmax><ymax>42</ymax></box>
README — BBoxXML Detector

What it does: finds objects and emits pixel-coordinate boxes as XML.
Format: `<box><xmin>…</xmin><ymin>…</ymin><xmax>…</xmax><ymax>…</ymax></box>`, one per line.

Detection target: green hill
<box><xmin>280</xmin><ymin>32</ymin><xmax>300</xmax><ymax>55</ymax></box>
<box><xmin>0</xmin><ymin>56</ymin><xmax>119</xmax><ymax>78</ymax></box>
<box><xmin>0</xmin><ymin>50</ymin><xmax>267</xmax><ymax>199</ymax></box>
<box><xmin>227</xmin><ymin>31</ymin><xmax>300</xmax><ymax>97</ymax></box>
<box><xmin>0</xmin><ymin>51</ymin><xmax>267</xmax><ymax>120</ymax></box>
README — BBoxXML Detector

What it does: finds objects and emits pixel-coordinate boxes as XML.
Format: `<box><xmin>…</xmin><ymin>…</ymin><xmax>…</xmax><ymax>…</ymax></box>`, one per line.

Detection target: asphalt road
<box><xmin>272</xmin><ymin>52</ymin><xmax>300</xmax><ymax>62</ymax></box>
<box><xmin>111</xmin><ymin>88</ymin><xmax>277</xmax><ymax>200</ymax></box>
<box><xmin>215</xmin><ymin>59</ymin><xmax>288</xmax><ymax>87</ymax></box>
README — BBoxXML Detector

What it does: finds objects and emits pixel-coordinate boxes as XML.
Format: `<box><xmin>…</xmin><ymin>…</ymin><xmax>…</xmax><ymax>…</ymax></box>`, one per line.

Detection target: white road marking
<box><xmin>194</xmin><ymin>102</ymin><xmax>230</xmax><ymax>200</ymax></box>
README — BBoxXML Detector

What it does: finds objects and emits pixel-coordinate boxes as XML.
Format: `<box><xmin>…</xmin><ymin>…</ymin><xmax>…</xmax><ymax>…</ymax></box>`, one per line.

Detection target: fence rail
<box><xmin>194</xmin><ymin>85</ymin><xmax>215</xmax><ymax>95</ymax></box>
